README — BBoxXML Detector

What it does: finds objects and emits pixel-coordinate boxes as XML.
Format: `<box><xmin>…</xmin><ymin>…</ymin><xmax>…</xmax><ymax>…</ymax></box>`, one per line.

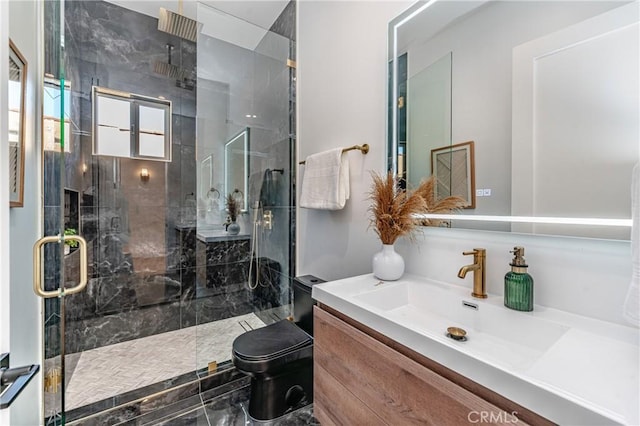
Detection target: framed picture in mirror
<box><xmin>431</xmin><ymin>141</ymin><xmax>475</xmax><ymax>209</ymax></box>
<box><xmin>9</xmin><ymin>40</ymin><xmax>27</xmax><ymax>207</ymax></box>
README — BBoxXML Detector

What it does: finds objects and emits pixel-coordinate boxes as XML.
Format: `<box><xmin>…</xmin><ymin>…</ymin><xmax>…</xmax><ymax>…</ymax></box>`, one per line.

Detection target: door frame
<box><xmin>1</xmin><ymin>2</ymin><xmax>14</xmax><ymax>425</ymax></box>
<box><xmin>2</xmin><ymin>1</ymin><xmax>45</xmax><ymax>424</ymax></box>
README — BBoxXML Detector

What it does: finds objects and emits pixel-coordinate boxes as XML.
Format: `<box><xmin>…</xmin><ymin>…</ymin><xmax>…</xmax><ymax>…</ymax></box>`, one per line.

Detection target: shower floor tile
<box><xmin>63</xmin><ymin>312</ymin><xmax>265</xmax><ymax>410</ymax></box>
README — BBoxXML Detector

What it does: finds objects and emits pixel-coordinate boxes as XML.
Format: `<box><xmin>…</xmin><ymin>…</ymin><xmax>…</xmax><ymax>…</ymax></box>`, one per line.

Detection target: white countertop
<box><xmin>312</xmin><ymin>273</ymin><xmax>640</xmax><ymax>425</ymax></box>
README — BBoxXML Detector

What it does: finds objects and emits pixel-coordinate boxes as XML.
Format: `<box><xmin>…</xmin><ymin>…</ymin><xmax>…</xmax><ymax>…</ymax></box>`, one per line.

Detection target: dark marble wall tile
<box><xmin>45</xmin><ymin>1</ymin><xmax>297</xmax><ymax>388</ymax></box>
<box><xmin>43</xmin><ymin>152</ymin><xmax>62</xmax><ymax>208</ymax></box>
<box><xmin>45</xmin><ymin>0</ymin><xmax>199</xmax><ymax>356</ymax></box>
<box><xmin>180</xmin><ymin>115</ymin><xmax>197</xmax><ymax>147</ymax></box>
<box><xmin>201</xmin><ymin>239</ymin><xmax>250</xmax><ymax>265</ymax></box>
<box><xmin>206</xmin><ymin>262</ymin><xmax>249</xmax><ymax>289</ymax></box>
<box><xmin>194</xmin><ymin>289</ymin><xmax>253</xmax><ymax>325</ymax></box>
<box><xmin>65</xmin><ymin>301</ymin><xmax>182</xmax><ymax>353</ymax></box>
<box><xmin>270</xmin><ymin>1</ymin><xmax>296</xmax><ymax>42</ymax></box>
<box><xmin>167</xmin><ymin>144</ymin><xmax>183</xmax><ymax>213</ymax></box>
<box><xmin>44</xmin><ymin>1</ymin><xmax>61</xmax><ymax>77</ymax></box>
<box><xmin>251</xmin><ymin>257</ymin><xmax>290</xmax><ymax>312</ymax></box>
<box><xmin>64</xmin><ymin>1</ymin><xmax>196</xmax><ymax>113</ymax></box>
<box><xmin>177</xmin><ymin>227</ymin><xmax>197</xmax><ymax>270</ymax></box>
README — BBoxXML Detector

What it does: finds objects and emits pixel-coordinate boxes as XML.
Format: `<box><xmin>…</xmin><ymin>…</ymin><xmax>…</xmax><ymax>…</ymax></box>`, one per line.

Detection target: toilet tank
<box><xmin>292</xmin><ymin>275</ymin><xmax>325</xmax><ymax>336</ymax></box>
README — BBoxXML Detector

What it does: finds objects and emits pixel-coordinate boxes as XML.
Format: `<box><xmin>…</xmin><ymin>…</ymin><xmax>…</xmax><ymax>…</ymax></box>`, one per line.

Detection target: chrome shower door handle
<box><xmin>33</xmin><ymin>234</ymin><xmax>88</xmax><ymax>298</ymax></box>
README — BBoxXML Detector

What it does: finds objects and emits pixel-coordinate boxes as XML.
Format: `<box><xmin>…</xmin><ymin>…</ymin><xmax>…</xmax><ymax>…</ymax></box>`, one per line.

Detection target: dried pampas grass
<box><xmin>368</xmin><ymin>172</ymin><xmax>426</xmax><ymax>245</ymax></box>
<box><xmin>413</xmin><ymin>175</ymin><xmax>468</xmax><ymax>227</ymax></box>
<box><xmin>226</xmin><ymin>193</ymin><xmax>240</xmax><ymax>221</ymax></box>
<box><xmin>368</xmin><ymin>173</ymin><xmax>469</xmax><ymax>243</ymax></box>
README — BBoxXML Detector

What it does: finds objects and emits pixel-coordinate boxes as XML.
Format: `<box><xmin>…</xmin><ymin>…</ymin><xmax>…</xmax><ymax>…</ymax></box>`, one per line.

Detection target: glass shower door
<box><xmin>37</xmin><ymin>0</ymin><xmax>297</xmax><ymax>421</ymax></box>
<box><xmin>40</xmin><ymin>1</ymin><xmax>201</xmax><ymax>422</ymax></box>
<box><xmin>38</xmin><ymin>1</ymin><xmax>79</xmax><ymax>423</ymax></box>
<box><xmin>195</xmin><ymin>1</ymin><xmax>296</xmax><ymax>376</ymax></box>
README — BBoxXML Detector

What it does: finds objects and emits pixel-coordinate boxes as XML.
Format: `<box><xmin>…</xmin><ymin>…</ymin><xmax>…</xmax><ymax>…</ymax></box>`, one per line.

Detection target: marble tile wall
<box><xmin>43</xmin><ymin>0</ymin><xmax>198</xmax><ymax>357</ymax></box>
<box><xmin>43</xmin><ymin>0</ymin><xmax>297</xmax><ymax>365</ymax></box>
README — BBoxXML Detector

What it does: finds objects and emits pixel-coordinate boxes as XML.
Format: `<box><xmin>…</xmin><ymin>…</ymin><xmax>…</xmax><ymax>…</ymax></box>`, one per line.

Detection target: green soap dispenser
<box><xmin>504</xmin><ymin>246</ymin><xmax>534</xmax><ymax>311</ymax></box>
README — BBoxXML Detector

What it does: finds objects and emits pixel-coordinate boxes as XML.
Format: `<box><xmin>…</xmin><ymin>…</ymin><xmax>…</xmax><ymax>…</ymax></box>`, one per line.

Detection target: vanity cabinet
<box><xmin>313</xmin><ymin>305</ymin><xmax>552</xmax><ymax>425</ymax></box>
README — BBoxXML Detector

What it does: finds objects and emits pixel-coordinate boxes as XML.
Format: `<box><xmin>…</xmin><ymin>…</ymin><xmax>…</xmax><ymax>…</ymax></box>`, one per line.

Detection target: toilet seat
<box><xmin>232</xmin><ymin>320</ymin><xmax>313</xmax><ymax>374</ymax></box>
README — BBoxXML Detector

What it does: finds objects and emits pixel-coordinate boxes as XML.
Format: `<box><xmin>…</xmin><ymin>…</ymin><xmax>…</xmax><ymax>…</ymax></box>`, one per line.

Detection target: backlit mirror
<box><xmin>8</xmin><ymin>39</ymin><xmax>27</xmax><ymax>207</ymax></box>
<box><xmin>389</xmin><ymin>0</ymin><xmax>639</xmax><ymax>239</ymax></box>
<box><xmin>224</xmin><ymin>128</ymin><xmax>249</xmax><ymax>211</ymax></box>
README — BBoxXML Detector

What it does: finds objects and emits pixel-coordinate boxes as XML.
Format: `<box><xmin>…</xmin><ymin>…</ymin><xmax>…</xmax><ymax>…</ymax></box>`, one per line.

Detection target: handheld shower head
<box><xmin>252</xmin><ymin>201</ymin><xmax>261</xmax><ymax>224</ymax></box>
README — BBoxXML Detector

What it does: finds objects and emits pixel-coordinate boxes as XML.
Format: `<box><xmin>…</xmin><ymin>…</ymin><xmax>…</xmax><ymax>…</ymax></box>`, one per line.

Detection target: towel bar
<box><xmin>299</xmin><ymin>144</ymin><xmax>369</xmax><ymax>165</ymax></box>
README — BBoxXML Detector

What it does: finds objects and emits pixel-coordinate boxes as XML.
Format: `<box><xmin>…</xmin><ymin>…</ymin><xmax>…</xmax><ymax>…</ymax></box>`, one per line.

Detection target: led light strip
<box><xmin>412</xmin><ymin>214</ymin><xmax>632</xmax><ymax>227</ymax></box>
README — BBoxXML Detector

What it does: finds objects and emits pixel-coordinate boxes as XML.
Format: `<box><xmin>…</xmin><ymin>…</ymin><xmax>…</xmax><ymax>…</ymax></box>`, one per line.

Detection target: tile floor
<box><xmin>53</xmin><ymin>312</ymin><xmax>265</xmax><ymax>410</ymax></box>
<box><xmin>159</xmin><ymin>385</ymin><xmax>320</xmax><ymax>426</ymax></box>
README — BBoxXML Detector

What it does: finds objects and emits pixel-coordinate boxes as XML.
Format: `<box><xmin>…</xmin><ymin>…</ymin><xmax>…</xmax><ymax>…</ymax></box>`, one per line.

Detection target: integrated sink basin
<box><xmin>313</xmin><ymin>273</ymin><xmax>640</xmax><ymax>425</ymax></box>
<box><xmin>353</xmin><ymin>280</ymin><xmax>569</xmax><ymax>369</ymax></box>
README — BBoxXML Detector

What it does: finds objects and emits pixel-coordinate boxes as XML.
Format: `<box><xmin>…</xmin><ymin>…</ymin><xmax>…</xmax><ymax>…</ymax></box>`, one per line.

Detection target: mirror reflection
<box><xmin>9</xmin><ymin>39</ymin><xmax>27</xmax><ymax>207</ymax></box>
<box><xmin>224</xmin><ymin>128</ymin><xmax>249</xmax><ymax>211</ymax></box>
<box><xmin>405</xmin><ymin>52</ymin><xmax>452</xmax><ymax>191</ymax></box>
<box><xmin>390</xmin><ymin>0</ymin><xmax>639</xmax><ymax>239</ymax></box>
<box><xmin>431</xmin><ymin>140</ymin><xmax>475</xmax><ymax>209</ymax></box>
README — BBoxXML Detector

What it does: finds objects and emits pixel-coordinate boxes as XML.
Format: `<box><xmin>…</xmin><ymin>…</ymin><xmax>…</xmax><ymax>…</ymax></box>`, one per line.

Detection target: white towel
<box><xmin>300</xmin><ymin>148</ymin><xmax>350</xmax><ymax>210</ymax></box>
<box><xmin>623</xmin><ymin>162</ymin><xmax>640</xmax><ymax>327</ymax></box>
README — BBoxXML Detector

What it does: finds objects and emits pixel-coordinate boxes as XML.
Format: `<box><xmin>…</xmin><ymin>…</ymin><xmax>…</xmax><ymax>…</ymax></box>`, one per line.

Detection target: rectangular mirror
<box><xmin>389</xmin><ymin>0</ymin><xmax>638</xmax><ymax>239</ymax></box>
<box><xmin>224</xmin><ymin>128</ymin><xmax>249</xmax><ymax>211</ymax></box>
<box><xmin>200</xmin><ymin>155</ymin><xmax>213</xmax><ymax>201</ymax></box>
<box><xmin>8</xmin><ymin>39</ymin><xmax>27</xmax><ymax>207</ymax></box>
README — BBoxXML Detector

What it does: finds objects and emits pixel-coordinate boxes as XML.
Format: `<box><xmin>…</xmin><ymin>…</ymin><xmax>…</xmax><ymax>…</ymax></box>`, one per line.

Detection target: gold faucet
<box><xmin>458</xmin><ymin>248</ymin><xmax>487</xmax><ymax>299</ymax></box>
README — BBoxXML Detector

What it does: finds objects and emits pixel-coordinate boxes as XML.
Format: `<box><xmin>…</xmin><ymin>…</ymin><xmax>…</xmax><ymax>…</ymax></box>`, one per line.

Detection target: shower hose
<box><xmin>248</xmin><ymin>211</ymin><xmax>262</xmax><ymax>290</ymax></box>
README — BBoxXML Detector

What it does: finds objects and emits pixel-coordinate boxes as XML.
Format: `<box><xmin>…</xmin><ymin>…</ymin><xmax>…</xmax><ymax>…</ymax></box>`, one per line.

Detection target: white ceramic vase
<box><xmin>227</xmin><ymin>221</ymin><xmax>241</xmax><ymax>235</ymax></box>
<box><xmin>372</xmin><ymin>244</ymin><xmax>405</xmax><ymax>281</ymax></box>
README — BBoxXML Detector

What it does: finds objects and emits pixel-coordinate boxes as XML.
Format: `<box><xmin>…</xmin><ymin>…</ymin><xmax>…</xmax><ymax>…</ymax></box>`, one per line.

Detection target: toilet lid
<box><xmin>233</xmin><ymin>319</ymin><xmax>312</xmax><ymax>361</ymax></box>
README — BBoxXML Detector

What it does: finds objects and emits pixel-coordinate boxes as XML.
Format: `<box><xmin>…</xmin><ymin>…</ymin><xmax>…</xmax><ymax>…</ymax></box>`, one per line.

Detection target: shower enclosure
<box><xmin>40</xmin><ymin>1</ymin><xmax>296</xmax><ymax>423</ymax></box>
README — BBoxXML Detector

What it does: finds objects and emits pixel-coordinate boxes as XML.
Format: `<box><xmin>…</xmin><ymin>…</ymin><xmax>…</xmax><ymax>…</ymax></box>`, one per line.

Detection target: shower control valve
<box><xmin>263</xmin><ymin>210</ymin><xmax>273</xmax><ymax>230</ymax></box>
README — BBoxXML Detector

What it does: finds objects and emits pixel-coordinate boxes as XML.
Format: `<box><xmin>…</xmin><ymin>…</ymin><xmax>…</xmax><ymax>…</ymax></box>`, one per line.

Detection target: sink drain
<box><xmin>446</xmin><ymin>326</ymin><xmax>467</xmax><ymax>342</ymax></box>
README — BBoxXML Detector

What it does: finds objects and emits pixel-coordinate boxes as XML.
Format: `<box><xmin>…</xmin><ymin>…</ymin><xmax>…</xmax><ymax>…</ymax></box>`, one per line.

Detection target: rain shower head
<box><xmin>153</xmin><ymin>61</ymin><xmax>189</xmax><ymax>80</ymax></box>
<box><xmin>158</xmin><ymin>7</ymin><xmax>202</xmax><ymax>43</ymax></box>
<box><xmin>153</xmin><ymin>43</ymin><xmax>191</xmax><ymax>82</ymax></box>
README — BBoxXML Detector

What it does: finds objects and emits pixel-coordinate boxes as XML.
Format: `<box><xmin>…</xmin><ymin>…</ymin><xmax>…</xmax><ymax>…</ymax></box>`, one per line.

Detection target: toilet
<box><xmin>232</xmin><ymin>275</ymin><xmax>325</xmax><ymax>422</ymax></box>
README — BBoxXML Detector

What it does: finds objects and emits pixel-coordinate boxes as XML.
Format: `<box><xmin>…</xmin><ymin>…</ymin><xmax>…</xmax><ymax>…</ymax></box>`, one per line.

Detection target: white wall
<box><xmin>7</xmin><ymin>1</ymin><xmax>43</xmax><ymax>424</ymax></box>
<box><xmin>398</xmin><ymin>228</ymin><xmax>633</xmax><ymax>327</ymax></box>
<box><xmin>297</xmin><ymin>0</ymin><xmax>412</xmax><ymax>281</ymax></box>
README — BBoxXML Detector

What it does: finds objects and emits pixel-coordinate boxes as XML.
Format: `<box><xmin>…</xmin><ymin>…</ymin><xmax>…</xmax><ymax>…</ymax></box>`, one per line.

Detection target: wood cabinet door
<box><xmin>314</xmin><ymin>307</ymin><xmax>523</xmax><ymax>425</ymax></box>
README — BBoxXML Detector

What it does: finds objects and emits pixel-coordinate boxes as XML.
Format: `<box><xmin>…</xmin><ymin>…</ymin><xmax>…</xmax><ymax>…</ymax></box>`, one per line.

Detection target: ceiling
<box><xmin>106</xmin><ymin>1</ymin><xmax>289</xmax><ymax>50</ymax></box>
